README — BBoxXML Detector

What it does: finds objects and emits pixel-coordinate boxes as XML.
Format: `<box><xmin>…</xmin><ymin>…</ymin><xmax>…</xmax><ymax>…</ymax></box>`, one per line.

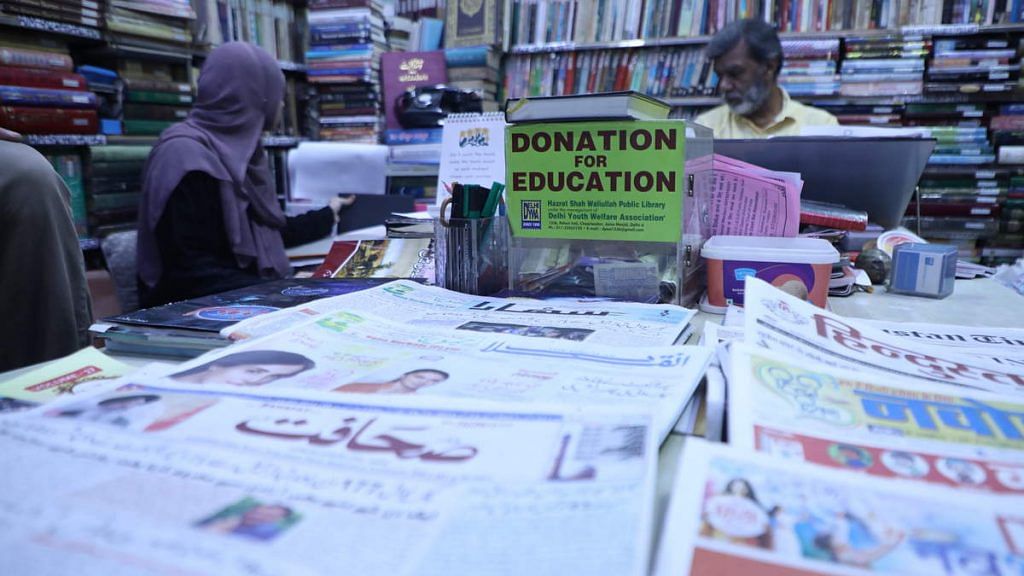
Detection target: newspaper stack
<box><xmin>0</xmin><ymin>280</ymin><xmax>709</xmax><ymax>575</ymax></box>
<box><xmin>655</xmin><ymin>277</ymin><xmax>1024</xmax><ymax>575</ymax></box>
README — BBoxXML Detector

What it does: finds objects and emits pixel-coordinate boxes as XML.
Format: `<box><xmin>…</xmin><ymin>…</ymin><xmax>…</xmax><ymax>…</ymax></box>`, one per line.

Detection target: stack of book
<box><xmin>778</xmin><ymin>39</ymin><xmax>840</xmax><ymax>97</ymax></box>
<box><xmin>445</xmin><ymin>46</ymin><xmax>501</xmax><ymax>111</ymax></box>
<box><xmin>117</xmin><ymin>59</ymin><xmax>192</xmax><ymax>136</ymax></box>
<box><xmin>0</xmin><ymin>0</ymin><xmax>104</xmax><ymax>31</ymax></box>
<box><xmin>987</xmin><ymin>167</ymin><xmax>1024</xmax><ymax>264</ymax></box>
<box><xmin>839</xmin><ymin>35</ymin><xmax>927</xmax><ymax>97</ymax></box>
<box><xmin>990</xmin><ymin>105</ymin><xmax>1024</xmax><ymax>165</ymax></box>
<box><xmin>306</xmin><ymin>0</ymin><xmax>386</xmax><ymax>143</ymax></box>
<box><xmin>386</xmin><ymin>15</ymin><xmax>413</xmax><ymax>52</ymax></box>
<box><xmin>926</xmin><ymin>37</ymin><xmax>1021</xmax><ymax>96</ymax></box>
<box><xmin>0</xmin><ymin>37</ymin><xmax>99</xmax><ymax>135</ymax></box>
<box><xmin>86</xmin><ymin>144</ymin><xmax>150</xmax><ymax>237</ymax></box>
<box><xmin>192</xmin><ymin>0</ymin><xmax>300</xmax><ymax>64</ymax></box>
<box><xmin>988</xmin><ymin>106</ymin><xmax>1024</xmax><ymax>264</ymax></box>
<box><xmin>104</xmin><ymin>0</ymin><xmax>194</xmax><ymax>51</ymax></box>
<box><xmin>504</xmin><ymin>46</ymin><xmax>715</xmax><ymax>100</ymax></box>
<box><xmin>91</xmin><ymin>277</ymin><xmax>394</xmax><ymax>357</ymax></box>
<box><xmin>76</xmin><ymin>64</ymin><xmax>122</xmax><ymax>135</ymax></box>
<box><xmin>46</xmin><ymin>153</ymin><xmax>88</xmax><ymax>236</ymax></box>
<box><xmin>906</xmin><ymin>165</ymin><xmax>1003</xmax><ymax>260</ymax></box>
<box><xmin>814</xmin><ymin>101</ymin><xmax>905</xmax><ymax>127</ymax></box>
<box><xmin>923</xmin><ymin>125</ymin><xmax>994</xmax><ymax>165</ymax></box>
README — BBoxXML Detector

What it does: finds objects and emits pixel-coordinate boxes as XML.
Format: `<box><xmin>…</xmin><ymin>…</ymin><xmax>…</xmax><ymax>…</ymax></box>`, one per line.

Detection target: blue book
<box><xmin>444</xmin><ymin>45</ymin><xmax>498</xmax><ymax>68</ymax></box>
<box><xmin>307</xmin><ymin>68</ymin><xmax>373</xmax><ymax>77</ymax></box>
<box><xmin>0</xmin><ymin>85</ymin><xmax>97</xmax><ymax>108</ymax></box>
<box><xmin>418</xmin><ymin>18</ymin><xmax>443</xmax><ymax>51</ymax></box>
<box><xmin>307</xmin><ymin>43</ymin><xmax>374</xmax><ymax>53</ymax></box>
<box><xmin>384</xmin><ymin>128</ymin><xmax>443</xmax><ymax>145</ymax></box>
<box><xmin>76</xmin><ymin>65</ymin><xmax>117</xmax><ymax>78</ymax></box>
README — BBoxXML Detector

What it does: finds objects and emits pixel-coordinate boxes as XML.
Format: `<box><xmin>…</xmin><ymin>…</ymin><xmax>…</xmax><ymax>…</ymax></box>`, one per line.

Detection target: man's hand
<box><xmin>0</xmin><ymin>127</ymin><xmax>23</xmax><ymax>142</ymax></box>
<box><xmin>328</xmin><ymin>194</ymin><xmax>356</xmax><ymax>222</ymax></box>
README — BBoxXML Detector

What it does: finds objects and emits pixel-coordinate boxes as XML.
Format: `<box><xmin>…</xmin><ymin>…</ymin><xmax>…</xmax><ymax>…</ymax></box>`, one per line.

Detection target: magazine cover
<box><xmin>106</xmin><ymin>278</ymin><xmax>395</xmax><ymax>332</ymax></box>
<box><xmin>312</xmin><ymin>239</ymin><xmax>435</xmax><ymax>283</ymax></box>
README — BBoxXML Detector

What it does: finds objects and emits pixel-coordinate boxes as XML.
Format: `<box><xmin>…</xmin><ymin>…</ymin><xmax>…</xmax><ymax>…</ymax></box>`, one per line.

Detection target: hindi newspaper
<box><xmin>141</xmin><ymin>305</ymin><xmax>710</xmax><ymax>441</ymax></box>
<box><xmin>865</xmin><ymin>320</ymin><xmax>1024</xmax><ymax>370</ymax></box>
<box><xmin>654</xmin><ymin>439</ymin><xmax>1024</xmax><ymax>576</ymax></box>
<box><xmin>223</xmin><ymin>279</ymin><xmax>696</xmax><ymax>347</ymax></box>
<box><xmin>4</xmin><ymin>387</ymin><xmax>658</xmax><ymax>575</ymax></box>
<box><xmin>743</xmin><ymin>277</ymin><xmax>1024</xmax><ymax>394</ymax></box>
<box><xmin>728</xmin><ymin>342</ymin><xmax>1024</xmax><ymax>494</ymax></box>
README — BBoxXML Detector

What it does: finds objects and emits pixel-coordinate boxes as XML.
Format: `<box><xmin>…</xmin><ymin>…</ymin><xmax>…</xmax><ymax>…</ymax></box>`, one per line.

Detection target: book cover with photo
<box><xmin>313</xmin><ymin>238</ymin><xmax>435</xmax><ymax>283</ymax></box>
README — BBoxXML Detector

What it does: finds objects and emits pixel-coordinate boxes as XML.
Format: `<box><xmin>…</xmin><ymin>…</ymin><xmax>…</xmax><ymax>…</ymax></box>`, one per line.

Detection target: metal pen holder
<box><xmin>435</xmin><ymin>214</ymin><xmax>509</xmax><ymax>296</ymax></box>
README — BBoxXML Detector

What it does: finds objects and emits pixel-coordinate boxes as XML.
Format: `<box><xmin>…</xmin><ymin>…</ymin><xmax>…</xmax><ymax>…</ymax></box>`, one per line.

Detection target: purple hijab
<box><xmin>137</xmin><ymin>42</ymin><xmax>290</xmax><ymax>289</ymax></box>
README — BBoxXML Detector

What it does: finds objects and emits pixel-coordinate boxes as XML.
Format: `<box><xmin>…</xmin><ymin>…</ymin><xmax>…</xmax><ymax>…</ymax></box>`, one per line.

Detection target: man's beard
<box><xmin>725</xmin><ymin>77</ymin><xmax>771</xmax><ymax>117</ymax></box>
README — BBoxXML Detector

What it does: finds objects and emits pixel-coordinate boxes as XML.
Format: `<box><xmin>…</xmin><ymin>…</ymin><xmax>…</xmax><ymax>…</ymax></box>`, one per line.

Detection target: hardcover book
<box><xmin>105</xmin><ymin>278</ymin><xmax>395</xmax><ymax>333</ymax></box>
<box><xmin>444</xmin><ymin>0</ymin><xmax>502</xmax><ymax>47</ymax></box>
<box><xmin>505</xmin><ymin>91</ymin><xmax>671</xmax><ymax>123</ymax></box>
<box><xmin>380</xmin><ymin>50</ymin><xmax>446</xmax><ymax>130</ymax></box>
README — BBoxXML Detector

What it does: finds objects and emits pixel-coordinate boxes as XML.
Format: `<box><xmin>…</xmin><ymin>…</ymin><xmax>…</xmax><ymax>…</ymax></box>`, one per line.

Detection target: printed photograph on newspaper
<box><xmin>135</xmin><ymin>306</ymin><xmax>710</xmax><ymax>441</ymax></box>
<box><xmin>743</xmin><ymin>277</ymin><xmax>1024</xmax><ymax>395</ymax></box>
<box><xmin>655</xmin><ymin>440</ymin><xmax>1024</xmax><ymax>576</ymax></box>
<box><xmin>728</xmin><ymin>342</ymin><xmax>1024</xmax><ymax>494</ymax></box>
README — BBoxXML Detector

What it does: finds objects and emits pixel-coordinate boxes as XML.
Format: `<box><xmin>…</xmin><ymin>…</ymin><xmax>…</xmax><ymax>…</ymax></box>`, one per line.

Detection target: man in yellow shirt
<box><xmin>695</xmin><ymin>19</ymin><xmax>838</xmax><ymax>138</ymax></box>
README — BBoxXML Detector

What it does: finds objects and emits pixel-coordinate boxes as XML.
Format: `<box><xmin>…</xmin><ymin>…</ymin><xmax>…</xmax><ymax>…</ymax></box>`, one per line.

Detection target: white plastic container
<box><xmin>701</xmin><ymin>235</ymin><xmax>840</xmax><ymax>312</ymax></box>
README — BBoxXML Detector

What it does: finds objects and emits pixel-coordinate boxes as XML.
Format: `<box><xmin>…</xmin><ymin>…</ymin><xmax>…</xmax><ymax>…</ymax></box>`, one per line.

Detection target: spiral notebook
<box><xmin>435</xmin><ymin>112</ymin><xmax>507</xmax><ymax>207</ymax></box>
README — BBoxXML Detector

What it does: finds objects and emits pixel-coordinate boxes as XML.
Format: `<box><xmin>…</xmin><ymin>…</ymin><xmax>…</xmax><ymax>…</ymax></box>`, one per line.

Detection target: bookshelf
<box><xmin>504</xmin><ymin>19</ymin><xmax>1024</xmax><ymax>265</ymax></box>
<box><xmin>0</xmin><ymin>2</ymin><xmax>310</xmax><ymax>247</ymax></box>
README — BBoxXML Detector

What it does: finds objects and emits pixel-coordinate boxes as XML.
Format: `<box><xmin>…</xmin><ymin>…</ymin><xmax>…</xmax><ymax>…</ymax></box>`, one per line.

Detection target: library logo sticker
<box><xmin>459</xmin><ymin>127</ymin><xmax>489</xmax><ymax>147</ymax></box>
<box><xmin>521</xmin><ymin>200</ymin><xmax>541</xmax><ymax>229</ymax></box>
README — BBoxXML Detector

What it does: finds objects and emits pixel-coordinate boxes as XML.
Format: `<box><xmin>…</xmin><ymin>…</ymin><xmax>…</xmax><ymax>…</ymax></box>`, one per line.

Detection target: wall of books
<box><xmin>505</xmin><ymin>22</ymin><xmax>1024</xmax><ymax>265</ymax></box>
<box><xmin>0</xmin><ymin>0</ymin><xmax>307</xmax><ymax>246</ymax></box>
<box><xmin>2</xmin><ymin>0</ymin><xmax>1023</xmax><ymax>262</ymax></box>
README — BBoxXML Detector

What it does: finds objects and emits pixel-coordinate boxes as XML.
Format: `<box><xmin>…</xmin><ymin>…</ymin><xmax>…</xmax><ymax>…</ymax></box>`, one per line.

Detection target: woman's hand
<box><xmin>0</xmin><ymin>127</ymin><xmax>23</xmax><ymax>142</ymax></box>
<box><xmin>328</xmin><ymin>195</ymin><xmax>356</xmax><ymax>222</ymax></box>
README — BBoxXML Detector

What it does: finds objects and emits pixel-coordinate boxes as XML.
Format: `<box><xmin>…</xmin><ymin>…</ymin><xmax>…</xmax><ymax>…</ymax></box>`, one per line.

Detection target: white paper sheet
<box><xmin>288</xmin><ymin>142</ymin><xmax>388</xmax><ymax>202</ymax></box>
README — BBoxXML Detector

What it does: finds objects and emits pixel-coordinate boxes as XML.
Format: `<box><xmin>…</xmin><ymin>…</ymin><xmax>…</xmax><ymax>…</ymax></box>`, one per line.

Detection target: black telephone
<box><xmin>396</xmin><ymin>85</ymin><xmax>483</xmax><ymax>128</ymax></box>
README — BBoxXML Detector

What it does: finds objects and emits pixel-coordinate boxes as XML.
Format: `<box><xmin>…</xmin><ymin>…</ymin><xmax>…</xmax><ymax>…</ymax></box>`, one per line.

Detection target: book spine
<box><xmin>0</xmin><ymin>106</ymin><xmax>98</xmax><ymax>133</ymax></box>
<box><xmin>0</xmin><ymin>85</ymin><xmax>98</xmax><ymax>108</ymax></box>
<box><xmin>0</xmin><ymin>66</ymin><xmax>87</xmax><ymax>90</ymax></box>
<box><xmin>48</xmin><ymin>153</ymin><xmax>87</xmax><ymax>235</ymax></box>
<box><xmin>0</xmin><ymin>48</ymin><xmax>73</xmax><ymax>71</ymax></box>
<box><xmin>125</xmin><ymin>91</ymin><xmax>195</xmax><ymax>105</ymax></box>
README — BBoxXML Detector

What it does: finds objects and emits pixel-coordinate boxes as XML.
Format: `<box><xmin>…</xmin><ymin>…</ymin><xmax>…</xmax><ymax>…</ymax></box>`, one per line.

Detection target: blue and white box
<box><xmin>889</xmin><ymin>243</ymin><xmax>957</xmax><ymax>298</ymax></box>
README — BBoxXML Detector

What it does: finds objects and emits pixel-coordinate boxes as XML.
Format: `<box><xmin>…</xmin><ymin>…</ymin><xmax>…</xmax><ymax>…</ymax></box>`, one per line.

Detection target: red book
<box><xmin>380</xmin><ymin>51</ymin><xmax>447</xmax><ymax>130</ymax></box>
<box><xmin>0</xmin><ymin>66</ymin><xmax>87</xmax><ymax>91</ymax></box>
<box><xmin>614</xmin><ymin>52</ymin><xmax>629</xmax><ymax>92</ymax></box>
<box><xmin>563</xmin><ymin>52</ymin><xmax>576</xmax><ymax>95</ymax></box>
<box><xmin>0</xmin><ymin>106</ymin><xmax>98</xmax><ymax>134</ymax></box>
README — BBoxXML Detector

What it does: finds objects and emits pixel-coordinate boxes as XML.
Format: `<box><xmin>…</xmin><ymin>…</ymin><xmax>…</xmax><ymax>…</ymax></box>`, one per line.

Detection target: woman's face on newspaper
<box><xmin>207</xmin><ymin>363</ymin><xmax>306</xmax><ymax>386</ymax></box>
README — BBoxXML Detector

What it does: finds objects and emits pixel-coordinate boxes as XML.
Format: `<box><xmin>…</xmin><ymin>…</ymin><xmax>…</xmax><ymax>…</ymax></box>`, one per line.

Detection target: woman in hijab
<box><xmin>137</xmin><ymin>42</ymin><xmax>347</xmax><ymax>308</ymax></box>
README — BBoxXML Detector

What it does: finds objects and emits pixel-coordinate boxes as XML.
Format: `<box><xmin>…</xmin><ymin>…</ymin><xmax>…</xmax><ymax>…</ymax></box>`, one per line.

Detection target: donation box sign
<box><xmin>506</xmin><ymin>120</ymin><xmax>685</xmax><ymax>243</ymax></box>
